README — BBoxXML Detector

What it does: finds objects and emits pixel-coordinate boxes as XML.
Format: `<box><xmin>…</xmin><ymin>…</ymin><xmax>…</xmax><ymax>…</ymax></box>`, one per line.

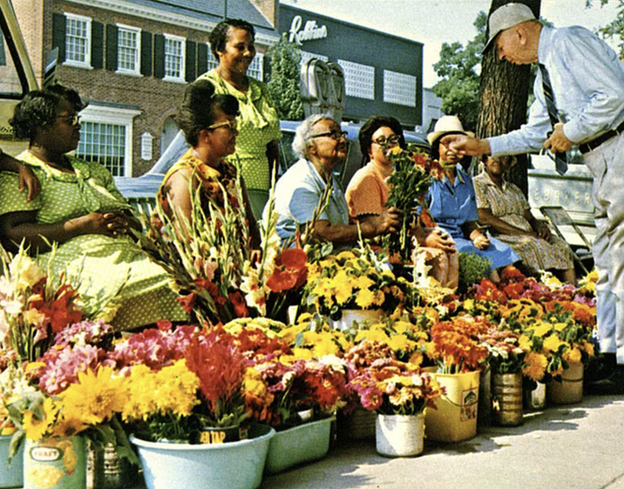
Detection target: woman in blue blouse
<box><xmin>426</xmin><ymin>116</ymin><xmax>520</xmax><ymax>281</ymax></box>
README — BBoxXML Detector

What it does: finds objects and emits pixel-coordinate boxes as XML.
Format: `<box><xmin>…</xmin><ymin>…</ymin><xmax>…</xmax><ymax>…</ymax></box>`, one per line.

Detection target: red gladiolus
<box><xmin>276</xmin><ymin>248</ymin><xmax>307</xmax><ymax>271</ymax></box>
<box><xmin>229</xmin><ymin>291</ymin><xmax>249</xmax><ymax>318</ymax></box>
<box><xmin>266</xmin><ymin>268</ymin><xmax>297</xmax><ymax>292</ymax></box>
<box><xmin>178</xmin><ymin>293</ymin><xmax>197</xmax><ymax>313</ymax></box>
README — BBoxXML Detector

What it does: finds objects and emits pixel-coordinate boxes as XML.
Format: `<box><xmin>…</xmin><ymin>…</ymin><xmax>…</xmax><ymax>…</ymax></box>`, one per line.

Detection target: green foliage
<box><xmin>587</xmin><ymin>0</ymin><xmax>624</xmax><ymax>57</ymax></box>
<box><xmin>432</xmin><ymin>12</ymin><xmax>487</xmax><ymax>131</ymax></box>
<box><xmin>267</xmin><ymin>34</ymin><xmax>304</xmax><ymax>120</ymax></box>
<box><xmin>458</xmin><ymin>251</ymin><xmax>492</xmax><ymax>294</ymax></box>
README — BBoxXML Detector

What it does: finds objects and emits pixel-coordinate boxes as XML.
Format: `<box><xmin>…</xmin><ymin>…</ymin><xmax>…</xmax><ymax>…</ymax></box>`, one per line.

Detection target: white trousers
<box><xmin>585</xmin><ymin>132</ymin><xmax>624</xmax><ymax>363</ymax></box>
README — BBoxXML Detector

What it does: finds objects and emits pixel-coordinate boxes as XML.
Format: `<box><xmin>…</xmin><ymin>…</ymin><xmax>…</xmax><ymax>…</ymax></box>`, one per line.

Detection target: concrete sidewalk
<box><xmin>260</xmin><ymin>395</ymin><xmax>624</xmax><ymax>489</ymax></box>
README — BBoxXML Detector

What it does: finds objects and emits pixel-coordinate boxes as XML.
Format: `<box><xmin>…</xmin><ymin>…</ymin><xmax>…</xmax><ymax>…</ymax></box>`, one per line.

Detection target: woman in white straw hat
<box><xmin>426</xmin><ymin>116</ymin><xmax>520</xmax><ymax>281</ymax></box>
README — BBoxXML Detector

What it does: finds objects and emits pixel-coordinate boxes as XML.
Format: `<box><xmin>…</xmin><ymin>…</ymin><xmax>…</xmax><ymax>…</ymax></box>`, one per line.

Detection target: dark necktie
<box><xmin>539</xmin><ymin>63</ymin><xmax>568</xmax><ymax>175</ymax></box>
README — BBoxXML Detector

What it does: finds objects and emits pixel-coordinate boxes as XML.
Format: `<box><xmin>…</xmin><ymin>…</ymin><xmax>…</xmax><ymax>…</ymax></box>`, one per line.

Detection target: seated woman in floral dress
<box><xmin>0</xmin><ymin>85</ymin><xmax>187</xmax><ymax>329</ymax></box>
<box><xmin>474</xmin><ymin>154</ymin><xmax>576</xmax><ymax>283</ymax></box>
<box><xmin>346</xmin><ymin>115</ymin><xmax>459</xmax><ymax>288</ymax></box>
<box><xmin>157</xmin><ymin>79</ymin><xmax>259</xmax><ymax>246</ymax></box>
<box><xmin>426</xmin><ymin>116</ymin><xmax>520</xmax><ymax>281</ymax></box>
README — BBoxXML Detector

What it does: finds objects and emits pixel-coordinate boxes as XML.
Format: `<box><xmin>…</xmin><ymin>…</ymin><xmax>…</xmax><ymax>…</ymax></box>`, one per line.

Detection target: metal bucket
<box><xmin>548</xmin><ymin>362</ymin><xmax>584</xmax><ymax>405</ymax></box>
<box><xmin>492</xmin><ymin>372</ymin><xmax>523</xmax><ymax>426</ymax></box>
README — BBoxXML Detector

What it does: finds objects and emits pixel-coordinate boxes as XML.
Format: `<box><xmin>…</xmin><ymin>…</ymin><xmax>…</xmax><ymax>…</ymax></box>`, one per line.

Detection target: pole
<box><xmin>223</xmin><ymin>0</ymin><xmax>227</xmax><ymax>19</ymax></box>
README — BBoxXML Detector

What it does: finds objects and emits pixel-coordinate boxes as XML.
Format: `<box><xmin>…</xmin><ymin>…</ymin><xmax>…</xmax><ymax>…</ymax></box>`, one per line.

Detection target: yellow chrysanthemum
<box><xmin>60</xmin><ymin>366</ymin><xmax>127</xmax><ymax>425</ymax></box>
<box><xmin>408</xmin><ymin>351</ymin><xmax>424</xmax><ymax>367</ymax></box>
<box><xmin>563</xmin><ymin>347</ymin><xmax>583</xmax><ymax>364</ymax></box>
<box><xmin>543</xmin><ymin>334</ymin><xmax>565</xmax><ymax>354</ymax></box>
<box><xmin>583</xmin><ymin>342</ymin><xmax>595</xmax><ymax>356</ymax></box>
<box><xmin>522</xmin><ymin>351</ymin><xmax>548</xmax><ymax>381</ymax></box>
<box><xmin>532</xmin><ymin>322</ymin><xmax>553</xmax><ymax>338</ymax></box>
<box><xmin>554</xmin><ymin>322</ymin><xmax>568</xmax><ymax>332</ymax></box>
<box><xmin>518</xmin><ymin>335</ymin><xmax>532</xmax><ymax>350</ymax></box>
<box><xmin>355</xmin><ymin>328</ymin><xmax>390</xmax><ymax>344</ymax></box>
<box><xmin>355</xmin><ymin>288</ymin><xmax>375</xmax><ymax>309</ymax></box>
<box><xmin>353</xmin><ymin>275</ymin><xmax>374</xmax><ymax>290</ymax></box>
<box><xmin>463</xmin><ymin>299</ymin><xmax>475</xmax><ymax>311</ymax></box>
<box><xmin>388</xmin><ymin>334</ymin><xmax>415</xmax><ymax>353</ymax></box>
<box><xmin>22</xmin><ymin>398</ymin><xmax>60</xmax><ymax>441</ymax></box>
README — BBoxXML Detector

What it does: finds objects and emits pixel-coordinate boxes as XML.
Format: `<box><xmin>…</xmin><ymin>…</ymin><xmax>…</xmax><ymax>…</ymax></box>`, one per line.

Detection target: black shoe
<box><xmin>585</xmin><ymin>353</ymin><xmax>617</xmax><ymax>383</ymax></box>
<box><xmin>585</xmin><ymin>364</ymin><xmax>624</xmax><ymax>395</ymax></box>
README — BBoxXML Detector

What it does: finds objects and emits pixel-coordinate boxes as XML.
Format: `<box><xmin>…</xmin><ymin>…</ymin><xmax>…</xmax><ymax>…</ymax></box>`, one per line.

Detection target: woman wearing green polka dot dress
<box><xmin>0</xmin><ymin>85</ymin><xmax>187</xmax><ymax>330</ymax></box>
<box><xmin>199</xmin><ymin>18</ymin><xmax>281</xmax><ymax>219</ymax></box>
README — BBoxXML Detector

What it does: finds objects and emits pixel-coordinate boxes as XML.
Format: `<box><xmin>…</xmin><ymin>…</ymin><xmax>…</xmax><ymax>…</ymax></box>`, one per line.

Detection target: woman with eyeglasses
<box><xmin>197</xmin><ymin>18</ymin><xmax>281</xmax><ymax>220</ymax></box>
<box><xmin>271</xmin><ymin>113</ymin><xmax>400</xmax><ymax>247</ymax></box>
<box><xmin>426</xmin><ymin>116</ymin><xmax>520</xmax><ymax>282</ymax></box>
<box><xmin>0</xmin><ymin>85</ymin><xmax>187</xmax><ymax>329</ymax></box>
<box><xmin>346</xmin><ymin>116</ymin><xmax>459</xmax><ymax>287</ymax></box>
<box><xmin>158</xmin><ymin>79</ymin><xmax>259</xmax><ymax>245</ymax></box>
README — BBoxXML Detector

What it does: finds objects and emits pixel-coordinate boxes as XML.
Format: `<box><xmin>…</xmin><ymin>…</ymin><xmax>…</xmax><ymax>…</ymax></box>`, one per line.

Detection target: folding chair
<box><xmin>539</xmin><ymin>206</ymin><xmax>594</xmax><ymax>274</ymax></box>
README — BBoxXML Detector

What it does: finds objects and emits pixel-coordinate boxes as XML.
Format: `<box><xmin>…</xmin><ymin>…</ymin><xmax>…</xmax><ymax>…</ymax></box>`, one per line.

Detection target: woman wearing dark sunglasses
<box><xmin>158</xmin><ymin>79</ymin><xmax>259</xmax><ymax>246</ymax></box>
<box><xmin>346</xmin><ymin>116</ymin><xmax>459</xmax><ymax>287</ymax></box>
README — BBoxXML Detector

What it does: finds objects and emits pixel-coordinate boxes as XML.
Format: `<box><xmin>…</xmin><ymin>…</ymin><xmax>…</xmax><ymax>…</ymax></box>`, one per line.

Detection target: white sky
<box><xmin>281</xmin><ymin>0</ymin><xmax>621</xmax><ymax>87</ymax></box>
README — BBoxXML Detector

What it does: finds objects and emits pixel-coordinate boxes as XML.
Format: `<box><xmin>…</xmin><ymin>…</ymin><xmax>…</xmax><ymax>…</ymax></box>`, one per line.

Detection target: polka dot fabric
<box><xmin>0</xmin><ymin>152</ymin><xmax>187</xmax><ymax>330</ymax></box>
<box><xmin>200</xmin><ymin>70</ymin><xmax>281</xmax><ymax>191</ymax></box>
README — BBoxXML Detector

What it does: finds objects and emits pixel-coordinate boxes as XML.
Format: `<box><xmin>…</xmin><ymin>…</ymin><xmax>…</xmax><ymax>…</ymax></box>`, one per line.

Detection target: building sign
<box><xmin>288</xmin><ymin>16</ymin><xmax>328</xmax><ymax>45</ymax></box>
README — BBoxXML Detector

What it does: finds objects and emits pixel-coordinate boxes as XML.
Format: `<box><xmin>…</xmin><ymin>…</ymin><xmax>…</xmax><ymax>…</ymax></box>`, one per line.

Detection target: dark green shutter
<box><xmin>197</xmin><ymin>43</ymin><xmax>208</xmax><ymax>76</ymax></box>
<box><xmin>105</xmin><ymin>24</ymin><xmax>118</xmax><ymax>71</ymax></box>
<box><xmin>185</xmin><ymin>40</ymin><xmax>196</xmax><ymax>82</ymax></box>
<box><xmin>52</xmin><ymin>13</ymin><xmax>66</xmax><ymax>62</ymax></box>
<box><xmin>140</xmin><ymin>31</ymin><xmax>152</xmax><ymax>77</ymax></box>
<box><xmin>153</xmin><ymin>34</ymin><xmax>165</xmax><ymax>79</ymax></box>
<box><xmin>91</xmin><ymin>21</ymin><xmax>104</xmax><ymax>69</ymax></box>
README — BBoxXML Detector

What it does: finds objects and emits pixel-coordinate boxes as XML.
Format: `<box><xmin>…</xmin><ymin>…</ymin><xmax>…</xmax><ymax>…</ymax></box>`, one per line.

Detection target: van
<box><xmin>0</xmin><ymin>0</ymin><xmax>38</xmax><ymax>155</ymax></box>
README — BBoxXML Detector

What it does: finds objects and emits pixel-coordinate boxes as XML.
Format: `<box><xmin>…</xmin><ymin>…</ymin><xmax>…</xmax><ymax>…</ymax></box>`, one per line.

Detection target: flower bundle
<box><xmin>0</xmin><ymin>248</ymin><xmax>83</xmax><ymax>362</ymax></box>
<box><xmin>349</xmin><ymin>358</ymin><xmax>443</xmax><ymax>415</ymax></box>
<box><xmin>426</xmin><ymin>316</ymin><xmax>490</xmax><ymax>374</ymax></box>
<box><xmin>252</xmin><ymin>357</ymin><xmax>348</xmax><ymax>429</ymax></box>
<box><xmin>139</xmin><ymin>175</ymin><xmax>308</xmax><ymax>325</ymax></box>
<box><xmin>479</xmin><ymin>329</ymin><xmax>527</xmax><ymax>374</ymax></box>
<box><xmin>1</xmin><ymin>362</ymin><xmax>134</xmax><ymax>462</ymax></box>
<box><xmin>302</xmin><ymin>246</ymin><xmax>412</xmax><ymax>319</ymax></box>
<box><xmin>384</xmin><ymin>143</ymin><xmax>444</xmax><ymax>260</ymax></box>
<box><xmin>519</xmin><ymin>302</ymin><xmax>595</xmax><ymax>382</ymax></box>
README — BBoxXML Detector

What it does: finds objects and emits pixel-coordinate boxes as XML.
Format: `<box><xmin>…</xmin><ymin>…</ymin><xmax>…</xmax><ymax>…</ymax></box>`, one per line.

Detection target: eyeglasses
<box><xmin>207</xmin><ymin>120</ymin><xmax>237</xmax><ymax>132</ymax></box>
<box><xmin>310</xmin><ymin>130</ymin><xmax>348</xmax><ymax>141</ymax></box>
<box><xmin>373</xmin><ymin>135</ymin><xmax>400</xmax><ymax>146</ymax></box>
<box><xmin>56</xmin><ymin>114</ymin><xmax>81</xmax><ymax>126</ymax></box>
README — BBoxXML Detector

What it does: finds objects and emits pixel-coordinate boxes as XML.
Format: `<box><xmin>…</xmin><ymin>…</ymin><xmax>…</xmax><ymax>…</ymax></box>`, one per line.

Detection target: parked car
<box><xmin>0</xmin><ymin>0</ymin><xmax>39</xmax><ymax>155</ymax></box>
<box><xmin>114</xmin><ymin>121</ymin><xmax>430</xmax><ymax>204</ymax></box>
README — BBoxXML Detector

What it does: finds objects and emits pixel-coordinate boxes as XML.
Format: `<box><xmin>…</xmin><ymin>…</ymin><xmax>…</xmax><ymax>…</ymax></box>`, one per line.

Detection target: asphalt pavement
<box><xmin>260</xmin><ymin>394</ymin><xmax>624</xmax><ymax>489</ymax></box>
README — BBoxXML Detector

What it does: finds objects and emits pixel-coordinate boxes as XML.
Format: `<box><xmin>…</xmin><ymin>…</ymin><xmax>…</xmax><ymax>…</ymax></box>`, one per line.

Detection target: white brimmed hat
<box><xmin>483</xmin><ymin>3</ymin><xmax>536</xmax><ymax>52</ymax></box>
<box><xmin>427</xmin><ymin>115</ymin><xmax>474</xmax><ymax>146</ymax></box>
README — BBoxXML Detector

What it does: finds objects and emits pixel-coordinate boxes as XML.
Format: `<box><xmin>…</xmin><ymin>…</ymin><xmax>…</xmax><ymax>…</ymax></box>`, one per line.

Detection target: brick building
<box><xmin>15</xmin><ymin>0</ymin><xmax>279</xmax><ymax>176</ymax></box>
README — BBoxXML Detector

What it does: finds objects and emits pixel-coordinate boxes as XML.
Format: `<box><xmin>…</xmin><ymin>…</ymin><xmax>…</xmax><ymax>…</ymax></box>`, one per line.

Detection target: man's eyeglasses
<box><xmin>310</xmin><ymin>130</ymin><xmax>348</xmax><ymax>141</ymax></box>
<box><xmin>373</xmin><ymin>135</ymin><xmax>400</xmax><ymax>146</ymax></box>
<box><xmin>57</xmin><ymin>114</ymin><xmax>81</xmax><ymax>126</ymax></box>
<box><xmin>208</xmin><ymin>120</ymin><xmax>237</xmax><ymax>132</ymax></box>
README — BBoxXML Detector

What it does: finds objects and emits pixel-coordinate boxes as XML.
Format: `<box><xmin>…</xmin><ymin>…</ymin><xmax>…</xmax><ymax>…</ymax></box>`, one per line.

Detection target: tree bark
<box><xmin>477</xmin><ymin>0</ymin><xmax>541</xmax><ymax>195</ymax></box>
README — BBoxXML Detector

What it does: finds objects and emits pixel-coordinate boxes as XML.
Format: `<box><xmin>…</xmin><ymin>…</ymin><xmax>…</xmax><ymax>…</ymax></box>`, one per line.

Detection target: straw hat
<box><xmin>483</xmin><ymin>3</ymin><xmax>536</xmax><ymax>52</ymax></box>
<box><xmin>427</xmin><ymin>115</ymin><xmax>474</xmax><ymax>146</ymax></box>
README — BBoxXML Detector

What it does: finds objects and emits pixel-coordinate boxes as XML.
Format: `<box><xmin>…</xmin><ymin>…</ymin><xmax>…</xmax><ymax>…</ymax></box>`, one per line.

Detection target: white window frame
<box><xmin>206</xmin><ymin>44</ymin><xmax>219</xmax><ymax>72</ymax></box>
<box><xmin>163</xmin><ymin>33</ymin><xmax>186</xmax><ymax>83</ymax></box>
<box><xmin>248</xmin><ymin>53</ymin><xmax>264</xmax><ymax>81</ymax></box>
<box><xmin>64</xmin><ymin>13</ymin><xmax>92</xmax><ymax>69</ymax></box>
<box><xmin>116</xmin><ymin>24</ymin><xmax>141</xmax><ymax>76</ymax></box>
<box><xmin>76</xmin><ymin>105</ymin><xmax>141</xmax><ymax>177</ymax></box>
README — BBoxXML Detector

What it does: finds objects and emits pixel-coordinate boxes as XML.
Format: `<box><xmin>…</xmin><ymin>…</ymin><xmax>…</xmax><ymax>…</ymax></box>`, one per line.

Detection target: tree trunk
<box><xmin>477</xmin><ymin>0</ymin><xmax>541</xmax><ymax>195</ymax></box>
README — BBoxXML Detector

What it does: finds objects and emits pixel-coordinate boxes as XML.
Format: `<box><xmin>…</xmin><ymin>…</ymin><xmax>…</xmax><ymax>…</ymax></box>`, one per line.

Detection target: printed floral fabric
<box><xmin>473</xmin><ymin>171</ymin><xmax>573</xmax><ymax>272</ymax></box>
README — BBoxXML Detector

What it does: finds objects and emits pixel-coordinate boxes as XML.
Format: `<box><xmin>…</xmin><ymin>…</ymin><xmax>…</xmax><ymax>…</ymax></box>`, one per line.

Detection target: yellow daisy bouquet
<box><xmin>301</xmin><ymin>244</ymin><xmax>413</xmax><ymax>321</ymax></box>
<box><xmin>1</xmin><ymin>362</ymin><xmax>135</xmax><ymax>463</ymax></box>
<box><xmin>519</xmin><ymin>302</ymin><xmax>595</xmax><ymax>382</ymax></box>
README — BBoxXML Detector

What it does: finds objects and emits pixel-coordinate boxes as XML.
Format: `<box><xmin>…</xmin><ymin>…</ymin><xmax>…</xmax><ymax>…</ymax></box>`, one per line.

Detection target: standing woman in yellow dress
<box><xmin>199</xmin><ymin>18</ymin><xmax>281</xmax><ymax>219</ymax></box>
